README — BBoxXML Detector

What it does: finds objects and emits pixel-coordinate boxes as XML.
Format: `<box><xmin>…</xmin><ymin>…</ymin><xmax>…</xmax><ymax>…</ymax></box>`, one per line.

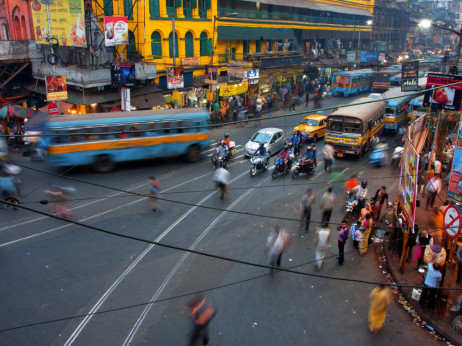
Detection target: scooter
<box><xmin>292</xmin><ymin>158</ymin><xmax>317</xmax><ymax>179</ymax></box>
<box><xmin>369</xmin><ymin>143</ymin><xmax>388</xmax><ymax>167</ymax></box>
<box><xmin>214</xmin><ymin>153</ymin><xmax>228</xmax><ymax>169</ymax></box>
<box><xmin>272</xmin><ymin>158</ymin><xmax>292</xmax><ymax>179</ymax></box>
<box><xmin>345</xmin><ymin>193</ymin><xmax>367</xmax><ymax>222</ymax></box>
<box><xmin>212</xmin><ymin>141</ymin><xmax>237</xmax><ymax>164</ymax></box>
<box><xmin>250</xmin><ymin>154</ymin><xmax>269</xmax><ymax>176</ymax></box>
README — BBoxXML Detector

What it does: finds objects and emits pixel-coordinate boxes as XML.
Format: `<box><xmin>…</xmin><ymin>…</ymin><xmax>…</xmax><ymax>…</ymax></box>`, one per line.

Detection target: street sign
<box><xmin>196</xmin><ymin>86</ymin><xmax>204</xmax><ymax>98</ymax></box>
<box><xmin>48</xmin><ymin>102</ymin><xmax>58</xmax><ymax>116</ymax></box>
<box><xmin>443</xmin><ymin>205</ymin><xmax>461</xmax><ymax>238</ymax></box>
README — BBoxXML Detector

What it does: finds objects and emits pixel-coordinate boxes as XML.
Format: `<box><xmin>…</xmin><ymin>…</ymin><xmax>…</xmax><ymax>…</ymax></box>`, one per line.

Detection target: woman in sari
<box><xmin>359</xmin><ymin>203</ymin><xmax>372</xmax><ymax>222</ymax></box>
<box><xmin>359</xmin><ymin>213</ymin><xmax>373</xmax><ymax>255</ymax></box>
<box><xmin>368</xmin><ymin>284</ymin><xmax>393</xmax><ymax>333</ymax></box>
<box><xmin>372</xmin><ymin>186</ymin><xmax>388</xmax><ymax>221</ymax></box>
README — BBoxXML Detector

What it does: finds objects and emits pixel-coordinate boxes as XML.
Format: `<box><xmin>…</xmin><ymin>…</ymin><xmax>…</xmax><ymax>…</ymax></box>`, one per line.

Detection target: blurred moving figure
<box><xmin>213</xmin><ymin>163</ymin><xmax>230</xmax><ymax>199</ymax></box>
<box><xmin>314</xmin><ymin>222</ymin><xmax>331</xmax><ymax>272</ymax></box>
<box><xmin>0</xmin><ymin>163</ymin><xmax>21</xmax><ymax>207</ymax></box>
<box><xmin>265</xmin><ymin>225</ymin><xmax>291</xmax><ymax>275</ymax></box>
<box><xmin>44</xmin><ymin>185</ymin><xmax>76</xmax><ymax>218</ymax></box>
<box><xmin>188</xmin><ymin>294</ymin><xmax>216</xmax><ymax>346</ymax></box>
<box><xmin>368</xmin><ymin>285</ymin><xmax>393</xmax><ymax>333</ymax></box>
<box><xmin>148</xmin><ymin>176</ymin><xmax>160</xmax><ymax>211</ymax></box>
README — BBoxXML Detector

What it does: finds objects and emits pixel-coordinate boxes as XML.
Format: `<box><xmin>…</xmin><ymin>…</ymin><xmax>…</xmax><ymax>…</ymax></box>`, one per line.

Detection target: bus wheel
<box><xmin>93</xmin><ymin>155</ymin><xmax>115</xmax><ymax>173</ymax></box>
<box><xmin>187</xmin><ymin>145</ymin><xmax>201</xmax><ymax>162</ymax></box>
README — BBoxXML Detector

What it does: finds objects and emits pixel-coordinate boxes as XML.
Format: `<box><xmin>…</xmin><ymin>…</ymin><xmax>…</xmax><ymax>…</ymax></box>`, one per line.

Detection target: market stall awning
<box><xmin>39</xmin><ymin>101</ymin><xmax>73</xmax><ymax>114</ymax></box>
<box><xmin>131</xmin><ymin>92</ymin><xmax>167</xmax><ymax>110</ymax></box>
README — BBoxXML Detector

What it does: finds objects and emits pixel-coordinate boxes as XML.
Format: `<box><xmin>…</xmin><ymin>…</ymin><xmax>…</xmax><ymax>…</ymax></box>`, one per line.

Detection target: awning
<box><xmin>131</xmin><ymin>93</ymin><xmax>167</xmax><ymax>110</ymax></box>
<box><xmin>24</xmin><ymin>83</ymin><xmax>161</xmax><ymax>106</ymax></box>
<box><xmin>39</xmin><ymin>101</ymin><xmax>73</xmax><ymax>114</ymax></box>
<box><xmin>240</xmin><ymin>0</ymin><xmax>373</xmax><ymax>17</ymax></box>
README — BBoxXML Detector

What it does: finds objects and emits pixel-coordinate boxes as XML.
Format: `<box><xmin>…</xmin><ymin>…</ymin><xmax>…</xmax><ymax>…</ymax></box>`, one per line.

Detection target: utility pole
<box><xmin>172</xmin><ymin>11</ymin><xmax>177</xmax><ymax>109</ymax></box>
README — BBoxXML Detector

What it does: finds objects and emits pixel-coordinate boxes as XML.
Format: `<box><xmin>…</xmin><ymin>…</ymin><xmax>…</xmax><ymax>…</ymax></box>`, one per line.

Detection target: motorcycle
<box><xmin>0</xmin><ymin>163</ymin><xmax>22</xmax><ymax>209</ymax></box>
<box><xmin>214</xmin><ymin>153</ymin><xmax>228</xmax><ymax>169</ymax></box>
<box><xmin>345</xmin><ymin>192</ymin><xmax>367</xmax><ymax>222</ymax></box>
<box><xmin>211</xmin><ymin>141</ymin><xmax>237</xmax><ymax>165</ymax></box>
<box><xmin>272</xmin><ymin>157</ymin><xmax>292</xmax><ymax>179</ymax></box>
<box><xmin>250</xmin><ymin>154</ymin><xmax>269</xmax><ymax>176</ymax></box>
<box><xmin>292</xmin><ymin>158</ymin><xmax>316</xmax><ymax>179</ymax></box>
<box><xmin>369</xmin><ymin>143</ymin><xmax>388</xmax><ymax>167</ymax></box>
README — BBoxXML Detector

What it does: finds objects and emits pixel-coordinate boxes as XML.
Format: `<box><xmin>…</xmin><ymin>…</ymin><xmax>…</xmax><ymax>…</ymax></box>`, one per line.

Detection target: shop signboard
<box><xmin>423</xmin><ymin>73</ymin><xmax>462</xmax><ymax>110</ymax></box>
<box><xmin>31</xmin><ymin>0</ymin><xmax>86</xmax><ymax>47</ymax></box>
<box><xmin>397</xmin><ymin>137</ymin><xmax>419</xmax><ymax>226</ymax></box>
<box><xmin>379</xmin><ymin>53</ymin><xmax>386</xmax><ymax>62</ymax></box>
<box><xmin>346</xmin><ymin>51</ymin><xmax>355</xmax><ymax>63</ymax></box>
<box><xmin>48</xmin><ymin>102</ymin><xmax>59</xmax><ymax>116</ymax></box>
<box><xmin>104</xmin><ymin>17</ymin><xmax>128</xmax><ymax>47</ymax></box>
<box><xmin>167</xmin><ymin>67</ymin><xmax>184</xmax><ymax>89</ymax></box>
<box><xmin>228</xmin><ymin>60</ymin><xmax>252</xmax><ymax>68</ymax></box>
<box><xmin>205</xmin><ymin>66</ymin><xmax>218</xmax><ymax>84</ymax></box>
<box><xmin>195</xmin><ymin>87</ymin><xmax>204</xmax><ymax>98</ymax></box>
<box><xmin>260</xmin><ymin>55</ymin><xmax>302</xmax><ymax>69</ymax></box>
<box><xmin>219</xmin><ymin>82</ymin><xmax>248</xmax><ymax>97</ymax></box>
<box><xmin>359</xmin><ymin>51</ymin><xmax>379</xmax><ymax>63</ymax></box>
<box><xmin>182</xmin><ymin>57</ymin><xmax>201</xmax><ymax>66</ymax></box>
<box><xmin>245</xmin><ymin>69</ymin><xmax>260</xmax><ymax>79</ymax></box>
<box><xmin>447</xmin><ymin>147</ymin><xmax>462</xmax><ymax>203</ymax></box>
<box><xmin>46</xmin><ymin>75</ymin><xmax>68</xmax><ymax>101</ymax></box>
<box><xmin>111</xmin><ymin>63</ymin><xmax>136</xmax><ymax>87</ymax></box>
<box><xmin>401</xmin><ymin>61</ymin><xmax>419</xmax><ymax>92</ymax></box>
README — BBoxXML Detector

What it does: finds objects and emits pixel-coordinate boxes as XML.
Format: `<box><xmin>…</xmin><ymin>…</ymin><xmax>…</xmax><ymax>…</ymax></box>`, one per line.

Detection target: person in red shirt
<box><xmin>345</xmin><ymin>175</ymin><xmax>359</xmax><ymax>193</ymax></box>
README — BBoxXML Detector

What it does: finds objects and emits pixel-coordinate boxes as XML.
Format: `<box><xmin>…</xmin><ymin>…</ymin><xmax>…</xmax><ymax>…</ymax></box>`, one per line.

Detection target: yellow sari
<box><xmin>359</xmin><ymin>219</ymin><xmax>372</xmax><ymax>255</ymax></box>
<box><xmin>369</xmin><ymin>286</ymin><xmax>393</xmax><ymax>332</ymax></box>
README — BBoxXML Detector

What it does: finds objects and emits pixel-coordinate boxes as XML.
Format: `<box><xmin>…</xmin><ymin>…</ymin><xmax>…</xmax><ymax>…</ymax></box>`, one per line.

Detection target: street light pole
<box><xmin>172</xmin><ymin>11</ymin><xmax>177</xmax><ymax>109</ymax></box>
<box><xmin>211</xmin><ymin>12</ymin><xmax>238</xmax><ymax>66</ymax></box>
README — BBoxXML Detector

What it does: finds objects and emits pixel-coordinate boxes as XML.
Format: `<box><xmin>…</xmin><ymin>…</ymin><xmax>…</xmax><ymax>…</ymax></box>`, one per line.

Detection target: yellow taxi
<box><xmin>292</xmin><ymin>114</ymin><xmax>327</xmax><ymax>142</ymax></box>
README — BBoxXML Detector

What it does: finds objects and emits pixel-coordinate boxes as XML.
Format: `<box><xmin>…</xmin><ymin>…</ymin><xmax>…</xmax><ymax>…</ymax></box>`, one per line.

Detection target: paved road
<box><xmin>0</xmin><ymin>97</ymin><xmax>441</xmax><ymax>345</ymax></box>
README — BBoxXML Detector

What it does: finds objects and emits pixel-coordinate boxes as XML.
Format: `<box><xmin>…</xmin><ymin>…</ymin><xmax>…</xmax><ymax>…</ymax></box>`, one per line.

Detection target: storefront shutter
<box><xmin>149</xmin><ymin>0</ymin><xmax>160</xmax><ymax>17</ymax></box>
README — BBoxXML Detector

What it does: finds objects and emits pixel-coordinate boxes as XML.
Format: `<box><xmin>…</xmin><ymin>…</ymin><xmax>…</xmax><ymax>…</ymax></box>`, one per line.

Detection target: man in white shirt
<box><xmin>425</xmin><ymin>173</ymin><xmax>442</xmax><ymax>210</ymax></box>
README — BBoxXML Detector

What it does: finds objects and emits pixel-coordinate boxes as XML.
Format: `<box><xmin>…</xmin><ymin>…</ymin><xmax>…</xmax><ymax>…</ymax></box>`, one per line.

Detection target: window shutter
<box><xmin>151</xmin><ymin>32</ymin><xmax>162</xmax><ymax>59</ymax></box>
<box><xmin>205</xmin><ymin>0</ymin><xmax>210</xmax><ymax>9</ymax></box>
<box><xmin>149</xmin><ymin>0</ymin><xmax>160</xmax><ymax>17</ymax></box>
<box><xmin>185</xmin><ymin>32</ymin><xmax>194</xmax><ymax>57</ymax></box>
<box><xmin>175</xmin><ymin>0</ymin><xmax>182</xmax><ymax>7</ymax></box>
<box><xmin>206</xmin><ymin>38</ymin><xmax>212</xmax><ymax>56</ymax></box>
<box><xmin>191</xmin><ymin>0</ymin><xmax>197</xmax><ymax>8</ymax></box>
<box><xmin>124</xmin><ymin>0</ymin><xmax>133</xmax><ymax>19</ymax></box>
<box><xmin>104</xmin><ymin>0</ymin><xmax>113</xmax><ymax>16</ymax></box>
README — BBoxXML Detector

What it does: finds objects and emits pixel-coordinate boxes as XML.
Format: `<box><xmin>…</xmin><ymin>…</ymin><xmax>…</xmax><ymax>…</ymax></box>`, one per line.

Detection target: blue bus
<box><xmin>372</xmin><ymin>69</ymin><xmax>401</xmax><ymax>92</ymax></box>
<box><xmin>46</xmin><ymin>108</ymin><xmax>211</xmax><ymax>172</ymax></box>
<box><xmin>381</xmin><ymin>88</ymin><xmax>416</xmax><ymax>132</ymax></box>
<box><xmin>332</xmin><ymin>69</ymin><xmax>375</xmax><ymax>97</ymax></box>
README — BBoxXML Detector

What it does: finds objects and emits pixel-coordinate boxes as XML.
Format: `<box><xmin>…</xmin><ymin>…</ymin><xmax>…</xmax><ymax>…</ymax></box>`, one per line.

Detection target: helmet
<box><xmin>307</xmin><ymin>146</ymin><xmax>311</xmax><ymax>151</ymax></box>
<box><xmin>221</xmin><ymin>140</ymin><xmax>225</xmax><ymax>145</ymax></box>
<box><xmin>224</xmin><ymin>133</ymin><xmax>229</xmax><ymax>138</ymax></box>
<box><xmin>361</xmin><ymin>180</ymin><xmax>368</xmax><ymax>187</ymax></box>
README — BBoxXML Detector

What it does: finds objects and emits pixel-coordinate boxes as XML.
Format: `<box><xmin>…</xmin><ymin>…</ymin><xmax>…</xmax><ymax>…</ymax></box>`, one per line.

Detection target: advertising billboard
<box><xmin>111</xmin><ymin>63</ymin><xmax>136</xmax><ymax>87</ymax></box>
<box><xmin>31</xmin><ymin>0</ymin><xmax>86</xmax><ymax>47</ymax></box>
<box><xmin>46</xmin><ymin>75</ymin><xmax>68</xmax><ymax>101</ymax></box>
<box><xmin>346</xmin><ymin>51</ymin><xmax>356</xmax><ymax>63</ymax></box>
<box><xmin>219</xmin><ymin>82</ymin><xmax>248</xmax><ymax>97</ymax></box>
<box><xmin>448</xmin><ymin>147</ymin><xmax>462</xmax><ymax>203</ymax></box>
<box><xmin>401</xmin><ymin>61</ymin><xmax>419</xmax><ymax>92</ymax></box>
<box><xmin>397</xmin><ymin>137</ymin><xmax>419</xmax><ymax>226</ymax></box>
<box><xmin>104</xmin><ymin>17</ymin><xmax>128</xmax><ymax>47</ymax></box>
<box><xmin>423</xmin><ymin>73</ymin><xmax>462</xmax><ymax>110</ymax></box>
<box><xmin>166</xmin><ymin>67</ymin><xmax>184</xmax><ymax>89</ymax></box>
<box><xmin>182</xmin><ymin>57</ymin><xmax>201</xmax><ymax>66</ymax></box>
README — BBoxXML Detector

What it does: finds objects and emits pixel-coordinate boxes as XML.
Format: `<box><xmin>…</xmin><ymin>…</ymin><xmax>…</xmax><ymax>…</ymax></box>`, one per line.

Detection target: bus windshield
<box><xmin>385</xmin><ymin>106</ymin><xmax>395</xmax><ymax>116</ymax></box>
<box><xmin>336</xmin><ymin>75</ymin><xmax>350</xmax><ymax>84</ymax></box>
<box><xmin>344</xmin><ymin>118</ymin><xmax>362</xmax><ymax>134</ymax></box>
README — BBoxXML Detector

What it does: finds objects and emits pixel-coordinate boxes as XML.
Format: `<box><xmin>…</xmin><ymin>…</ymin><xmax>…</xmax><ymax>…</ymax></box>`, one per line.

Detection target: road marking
<box><xmin>63</xmin><ymin>170</ymin><xmax>251</xmax><ymax>346</ymax></box>
<box><xmin>123</xmin><ymin>178</ymin><xmax>267</xmax><ymax>345</ymax></box>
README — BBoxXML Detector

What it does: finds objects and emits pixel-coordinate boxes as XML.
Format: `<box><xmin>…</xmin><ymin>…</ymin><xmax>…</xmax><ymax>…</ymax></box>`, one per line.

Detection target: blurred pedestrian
<box><xmin>255</xmin><ymin>98</ymin><xmax>262</xmax><ymax>126</ymax></box>
<box><xmin>148</xmin><ymin>176</ymin><xmax>160</xmax><ymax>211</ymax></box>
<box><xmin>320</xmin><ymin>186</ymin><xmax>336</xmax><ymax>223</ymax></box>
<box><xmin>188</xmin><ymin>294</ymin><xmax>216</xmax><ymax>346</ymax></box>
<box><xmin>425</xmin><ymin>173</ymin><xmax>442</xmax><ymax>210</ymax></box>
<box><xmin>44</xmin><ymin>185</ymin><xmax>76</xmax><ymax>218</ymax></box>
<box><xmin>300</xmin><ymin>188</ymin><xmax>315</xmax><ymax>233</ymax></box>
<box><xmin>337</xmin><ymin>220</ymin><xmax>349</xmax><ymax>265</ymax></box>
<box><xmin>213</xmin><ymin>163</ymin><xmax>230</xmax><ymax>199</ymax></box>
<box><xmin>372</xmin><ymin>186</ymin><xmax>388</xmax><ymax>221</ymax></box>
<box><xmin>267</xmin><ymin>95</ymin><xmax>273</xmax><ymax>117</ymax></box>
<box><xmin>265</xmin><ymin>225</ymin><xmax>291</xmax><ymax>275</ymax></box>
<box><xmin>368</xmin><ymin>284</ymin><xmax>393</xmax><ymax>333</ymax></box>
<box><xmin>419</xmin><ymin>262</ymin><xmax>441</xmax><ymax>309</ymax></box>
<box><xmin>305</xmin><ymin>91</ymin><xmax>310</xmax><ymax>107</ymax></box>
<box><xmin>359</xmin><ymin>213</ymin><xmax>373</xmax><ymax>255</ymax></box>
<box><xmin>232</xmin><ymin>104</ymin><xmax>238</xmax><ymax>123</ymax></box>
<box><xmin>290</xmin><ymin>94</ymin><xmax>297</xmax><ymax>112</ymax></box>
<box><xmin>322</xmin><ymin>143</ymin><xmax>334</xmax><ymax>172</ymax></box>
<box><xmin>353</xmin><ymin>222</ymin><xmax>364</xmax><ymax>250</ymax></box>
<box><xmin>314</xmin><ymin>222</ymin><xmax>331</xmax><ymax>272</ymax></box>
<box><xmin>415</xmin><ymin>230</ymin><xmax>432</xmax><ymax>268</ymax></box>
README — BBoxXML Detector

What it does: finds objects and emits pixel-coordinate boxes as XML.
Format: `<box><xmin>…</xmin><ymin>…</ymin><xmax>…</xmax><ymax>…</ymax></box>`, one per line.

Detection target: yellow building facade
<box><xmin>93</xmin><ymin>0</ymin><xmax>375</xmax><ymax>77</ymax></box>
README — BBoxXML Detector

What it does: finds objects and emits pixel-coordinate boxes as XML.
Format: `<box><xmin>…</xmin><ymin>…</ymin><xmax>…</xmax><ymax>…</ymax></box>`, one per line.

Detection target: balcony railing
<box><xmin>167</xmin><ymin>6</ymin><xmax>175</xmax><ymax>17</ymax></box>
<box><xmin>217</xmin><ymin>7</ymin><xmax>366</xmax><ymax>26</ymax></box>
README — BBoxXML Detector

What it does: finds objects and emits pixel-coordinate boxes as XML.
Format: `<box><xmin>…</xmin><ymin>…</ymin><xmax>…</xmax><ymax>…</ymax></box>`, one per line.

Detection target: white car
<box><xmin>244</xmin><ymin>128</ymin><xmax>285</xmax><ymax>158</ymax></box>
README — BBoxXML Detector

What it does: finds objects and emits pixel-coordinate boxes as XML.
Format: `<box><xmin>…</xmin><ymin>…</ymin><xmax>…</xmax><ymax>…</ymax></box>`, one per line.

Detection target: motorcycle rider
<box><xmin>253</xmin><ymin>142</ymin><xmax>268</xmax><ymax>167</ymax></box>
<box><xmin>351</xmin><ymin>180</ymin><xmax>368</xmax><ymax>210</ymax></box>
<box><xmin>275</xmin><ymin>145</ymin><xmax>290</xmax><ymax>172</ymax></box>
<box><xmin>223</xmin><ymin>133</ymin><xmax>231</xmax><ymax>148</ymax></box>
<box><xmin>289</xmin><ymin>131</ymin><xmax>301</xmax><ymax>155</ymax></box>
<box><xmin>216</xmin><ymin>140</ymin><xmax>229</xmax><ymax>164</ymax></box>
<box><xmin>301</xmin><ymin>144</ymin><xmax>317</xmax><ymax>172</ymax></box>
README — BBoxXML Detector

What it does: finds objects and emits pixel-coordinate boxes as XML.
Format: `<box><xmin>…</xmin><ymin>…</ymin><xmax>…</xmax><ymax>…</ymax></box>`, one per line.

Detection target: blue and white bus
<box><xmin>332</xmin><ymin>69</ymin><xmax>375</xmax><ymax>97</ymax></box>
<box><xmin>46</xmin><ymin>108</ymin><xmax>211</xmax><ymax>172</ymax></box>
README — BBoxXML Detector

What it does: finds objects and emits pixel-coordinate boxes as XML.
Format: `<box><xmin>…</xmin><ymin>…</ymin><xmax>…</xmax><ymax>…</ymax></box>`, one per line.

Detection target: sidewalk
<box><xmin>381</xmin><ymin>186</ymin><xmax>462</xmax><ymax>345</ymax></box>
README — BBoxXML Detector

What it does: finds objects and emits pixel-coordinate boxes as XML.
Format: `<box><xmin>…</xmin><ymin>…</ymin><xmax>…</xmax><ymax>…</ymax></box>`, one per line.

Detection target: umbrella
<box><xmin>14</xmin><ymin>108</ymin><xmax>35</xmax><ymax>118</ymax></box>
<box><xmin>25</xmin><ymin>111</ymin><xmax>50</xmax><ymax>132</ymax></box>
<box><xmin>0</xmin><ymin>106</ymin><xmax>8</xmax><ymax>118</ymax></box>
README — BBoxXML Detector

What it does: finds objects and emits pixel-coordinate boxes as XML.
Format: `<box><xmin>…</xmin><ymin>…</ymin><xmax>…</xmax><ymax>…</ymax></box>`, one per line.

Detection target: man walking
<box><xmin>300</xmin><ymin>188</ymin><xmax>315</xmax><ymax>233</ymax></box>
<box><xmin>305</xmin><ymin>91</ymin><xmax>310</xmax><ymax>107</ymax></box>
<box><xmin>337</xmin><ymin>220</ymin><xmax>349</xmax><ymax>265</ymax></box>
<box><xmin>320</xmin><ymin>186</ymin><xmax>336</xmax><ymax>223</ymax></box>
<box><xmin>188</xmin><ymin>294</ymin><xmax>216</xmax><ymax>346</ymax></box>
<box><xmin>314</xmin><ymin>222</ymin><xmax>331</xmax><ymax>272</ymax></box>
<box><xmin>425</xmin><ymin>173</ymin><xmax>442</xmax><ymax>210</ymax></box>
<box><xmin>322</xmin><ymin>143</ymin><xmax>334</xmax><ymax>173</ymax></box>
<box><xmin>265</xmin><ymin>225</ymin><xmax>291</xmax><ymax>275</ymax></box>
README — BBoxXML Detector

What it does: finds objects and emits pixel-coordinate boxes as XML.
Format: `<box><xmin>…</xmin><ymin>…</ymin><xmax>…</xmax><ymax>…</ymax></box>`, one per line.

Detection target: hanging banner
<box><xmin>111</xmin><ymin>63</ymin><xmax>136</xmax><ymax>87</ymax></box>
<box><xmin>205</xmin><ymin>66</ymin><xmax>218</xmax><ymax>84</ymax></box>
<box><xmin>346</xmin><ymin>51</ymin><xmax>356</xmax><ymax>63</ymax></box>
<box><xmin>397</xmin><ymin>137</ymin><xmax>419</xmax><ymax>226</ymax></box>
<box><xmin>423</xmin><ymin>73</ymin><xmax>462</xmax><ymax>110</ymax></box>
<box><xmin>104</xmin><ymin>16</ymin><xmax>128</xmax><ymax>47</ymax></box>
<box><xmin>167</xmin><ymin>67</ymin><xmax>184</xmax><ymax>89</ymax></box>
<box><xmin>448</xmin><ymin>147</ymin><xmax>462</xmax><ymax>203</ymax></box>
<box><xmin>31</xmin><ymin>0</ymin><xmax>86</xmax><ymax>47</ymax></box>
<box><xmin>219</xmin><ymin>82</ymin><xmax>248</xmax><ymax>97</ymax></box>
<box><xmin>46</xmin><ymin>75</ymin><xmax>68</xmax><ymax>101</ymax></box>
<box><xmin>182</xmin><ymin>57</ymin><xmax>201</xmax><ymax>66</ymax></box>
<box><xmin>402</xmin><ymin>61</ymin><xmax>419</xmax><ymax>92</ymax></box>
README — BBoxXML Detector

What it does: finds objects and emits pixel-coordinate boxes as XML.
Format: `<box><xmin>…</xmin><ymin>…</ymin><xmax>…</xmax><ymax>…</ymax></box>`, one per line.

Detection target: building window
<box><xmin>183</xmin><ymin>0</ymin><xmax>196</xmax><ymax>17</ymax></box>
<box><xmin>185</xmin><ymin>31</ymin><xmax>194</xmax><ymax>57</ymax></box>
<box><xmin>124</xmin><ymin>0</ymin><xmax>133</xmax><ymax>19</ymax></box>
<box><xmin>151</xmin><ymin>31</ymin><xmax>162</xmax><ymax>59</ymax></box>
<box><xmin>200</xmin><ymin>31</ymin><xmax>211</xmax><ymax>56</ymax></box>
<box><xmin>1</xmin><ymin>24</ymin><xmax>9</xmax><ymax>40</ymax></box>
<box><xmin>198</xmin><ymin>0</ymin><xmax>209</xmax><ymax>18</ymax></box>
<box><xmin>149</xmin><ymin>0</ymin><xmax>159</xmax><ymax>17</ymax></box>
<box><xmin>127</xmin><ymin>30</ymin><xmax>137</xmax><ymax>58</ymax></box>
<box><xmin>169</xmin><ymin>32</ymin><xmax>179</xmax><ymax>58</ymax></box>
<box><xmin>243</xmin><ymin>40</ymin><xmax>249</xmax><ymax>54</ymax></box>
<box><xmin>256</xmin><ymin>39</ymin><xmax>261</xmax><ymax>53</ymax></box>
<box><xmin>103</xmin><ymin>0</ymin><xmax>113</xmax><ymax>16</ymax></box>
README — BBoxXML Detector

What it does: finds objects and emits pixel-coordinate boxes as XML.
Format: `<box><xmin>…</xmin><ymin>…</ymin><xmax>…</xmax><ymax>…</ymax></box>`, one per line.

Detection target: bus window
<box><xmin>162</xmin><ymin>122</ymin><xmax>170</xmax><ymax>134</ymax></box>
<box><xmin>176</xmin><ymin>121</ymin><xmax>183</xmax><ymax>134</ymax></box>
<box><xmin>328</xmin><ymin>117</ymin><xmax>343</xmax><ymax>132</ymax></box>
<box><xmin>145</xmin><ymin>122</ymin><xmax>159</xmax><ymax>136</ymax></box>
<box><xmin>385</xmin><ymin>106</ymin><xmax>394</xmax><ymax>115</ymax></box>
<box><xmin>128</xmin><ymin>125</ymin><xmax>141</xmax><ymax>137</ymax></box>
<box><xmin>118</xmin><ymin>126</ymin><xmax>130</xmax><ymax>139</ymax></box>
<box><xmin>344</xmin><ymin>118</ymin><xmax>361</xmax><ymax>134</ymax></box>
<box><xmin>86</xmin><ymin>127</ymin><xmax>101</xmax><ymax>141</ymax></box>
